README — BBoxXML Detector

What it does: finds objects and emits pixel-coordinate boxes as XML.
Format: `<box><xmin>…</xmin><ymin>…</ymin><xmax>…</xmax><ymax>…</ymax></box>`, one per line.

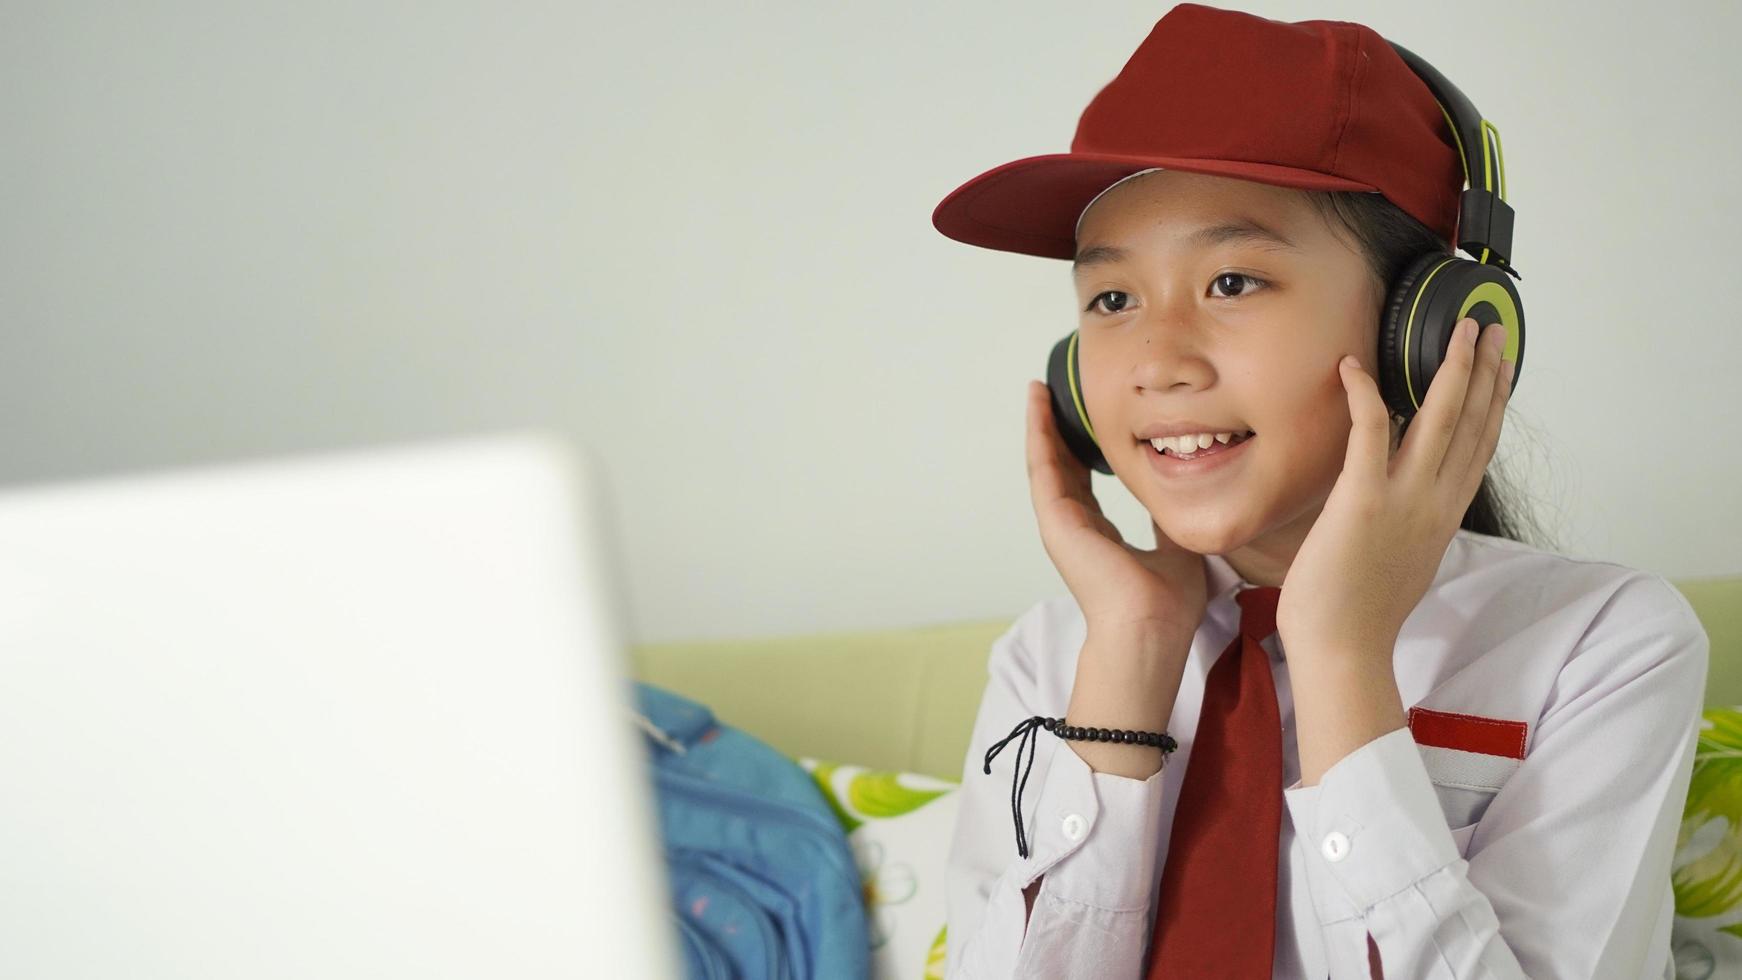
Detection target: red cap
<box><xmin>930</xmin><ymin>3</ymin><xmax>1463</xmax><ymax>259</ymax></box>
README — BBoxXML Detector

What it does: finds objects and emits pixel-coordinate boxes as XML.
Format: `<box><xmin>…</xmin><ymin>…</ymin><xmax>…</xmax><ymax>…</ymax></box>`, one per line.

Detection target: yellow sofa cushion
<box><xmin>634</xmin><ymin>618</ymin><xmax>1007</xmax><ymax>782</ymax></box>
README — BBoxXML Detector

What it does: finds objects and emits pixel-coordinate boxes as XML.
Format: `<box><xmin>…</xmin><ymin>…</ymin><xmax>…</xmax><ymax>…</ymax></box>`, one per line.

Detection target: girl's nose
<box><xmin>1128</xmin><ymin>321</ymin><xmax>1216</xmax><ymax>391</ymax></box>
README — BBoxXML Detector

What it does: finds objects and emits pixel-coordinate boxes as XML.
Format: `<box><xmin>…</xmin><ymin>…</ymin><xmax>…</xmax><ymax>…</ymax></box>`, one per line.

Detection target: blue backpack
<box><xmin>634</xmin><ymin>682</ymin><xmax>870</xmax><ymax>980</ymax></box>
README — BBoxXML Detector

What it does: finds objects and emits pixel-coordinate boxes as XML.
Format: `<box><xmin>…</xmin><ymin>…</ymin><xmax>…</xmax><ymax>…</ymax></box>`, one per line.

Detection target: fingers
<box><xmin>1459</xmin><ymin>350</ymin><xmax>1515</xmax><ymax>502</ymax></box>
<box><xmin>1026</xmin><ymin>380</ymin><xmax>1086</xmax><ymax>512</ymax></box>
<box><xmin>1439</xmin><ymin>320</ymin><xmax>1510</xmax><ymax>483</ymax></box>
<box><xmin>1026</xmin><ymin>381</ymin><xmax>1061</xmax><ymax>509</ymax></box>
<box><xmin>1027</xmin><ymin>379</ymin><xmax>1121</xmax><ymax>548</ymax></box>
<box><xmin>1338</xmin><ymin>355</ymin><xmax>1390</xmax><ymax>484</ymax></box>
<box><xmin>1398</xmin><ymin>317</ymin><xmax>1478</xmax><ymax>482</ymax></box>
<box><xmin>1031</xmin><ymin>380</ymin><xmax>1091</xmax><ymax>489</ymax></box>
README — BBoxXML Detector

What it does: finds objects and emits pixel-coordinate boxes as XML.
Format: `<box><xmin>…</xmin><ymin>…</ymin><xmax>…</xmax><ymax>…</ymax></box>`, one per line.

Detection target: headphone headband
<box><xmin>1386</xmin><ymin>40</ymin><xmax>1520</xmax><ymax>281</ymax></box>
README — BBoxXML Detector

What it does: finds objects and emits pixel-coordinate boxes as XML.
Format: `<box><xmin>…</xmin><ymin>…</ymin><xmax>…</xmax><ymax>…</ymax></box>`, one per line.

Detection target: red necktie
<box><xmin>1146</xmin><ymin>585</ymin><xmax>1283</xmax><ymax>978</ymax></box>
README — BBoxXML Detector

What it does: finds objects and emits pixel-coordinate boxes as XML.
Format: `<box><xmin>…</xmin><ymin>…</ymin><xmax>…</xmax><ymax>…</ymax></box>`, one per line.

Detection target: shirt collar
<box><xmin>1204</xmin><ymin>552</ymin><xmax>1284</xmax><ymax>661</ymax></box>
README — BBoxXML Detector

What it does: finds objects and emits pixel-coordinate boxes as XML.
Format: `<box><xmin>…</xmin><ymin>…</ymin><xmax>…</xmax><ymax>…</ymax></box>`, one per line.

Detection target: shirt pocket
<box><xmin>1431</xmin><ymin>782</ymin><xmax>1495</xmax><ymax>857</ymax></box>
<box><xmin>1418</xmin><ymin>749</ymin><xmax>1519</xmax><ymax>857</ymax></box>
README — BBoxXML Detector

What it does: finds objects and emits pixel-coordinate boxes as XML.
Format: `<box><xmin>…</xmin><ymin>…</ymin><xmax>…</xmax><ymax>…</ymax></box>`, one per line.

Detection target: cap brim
<box><xmin>930</xmin><ymin>152</ymin><xmax>1378</xmax><ymax>260</ymax></box>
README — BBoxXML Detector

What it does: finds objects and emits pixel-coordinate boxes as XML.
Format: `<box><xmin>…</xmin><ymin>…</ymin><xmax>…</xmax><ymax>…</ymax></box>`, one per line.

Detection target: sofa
<box><xmin>631</xmin><ymin>574</ymin><xmax>1742</xmax><ymax>979</ymax></box>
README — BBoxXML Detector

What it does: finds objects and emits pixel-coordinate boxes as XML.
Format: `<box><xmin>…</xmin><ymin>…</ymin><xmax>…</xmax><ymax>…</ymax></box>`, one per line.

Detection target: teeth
<box><xmin>1149</xmin><ymin>431</ymin><xmax>1251</xmax><ymax>456</ymax></box>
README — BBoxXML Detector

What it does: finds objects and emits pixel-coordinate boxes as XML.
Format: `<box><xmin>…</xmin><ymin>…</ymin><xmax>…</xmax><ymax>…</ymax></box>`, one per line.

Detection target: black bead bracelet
<box><xmin>982</xmin><ymin>716</ymin><xmax>1178</xmax><ymax>859</ymax></box>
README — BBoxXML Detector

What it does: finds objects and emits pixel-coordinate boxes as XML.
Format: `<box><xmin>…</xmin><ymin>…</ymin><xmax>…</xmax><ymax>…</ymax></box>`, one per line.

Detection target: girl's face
<box><xmin>1072</xmin><ymin>169</ymin><xmax>1397</xmax><ymax>585</ymax></box>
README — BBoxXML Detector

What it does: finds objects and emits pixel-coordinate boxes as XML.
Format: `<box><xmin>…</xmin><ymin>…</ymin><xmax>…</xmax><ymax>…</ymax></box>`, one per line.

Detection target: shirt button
<box><xmin>1321</xmin><ymin>831</ymin><xmax>1351</xmax><ymax>862</ymax></box>
<box><xmin>1061</xmin><ymin>813</ymin><xmax>1087</xmax><ymax>841</ymax></box>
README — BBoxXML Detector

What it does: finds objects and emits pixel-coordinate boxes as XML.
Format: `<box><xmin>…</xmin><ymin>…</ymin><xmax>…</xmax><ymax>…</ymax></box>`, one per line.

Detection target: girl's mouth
<box><xmin>1142</xmin><ymin>432</ymin><xmax>1255</xmax><ymax>475</ymax></box>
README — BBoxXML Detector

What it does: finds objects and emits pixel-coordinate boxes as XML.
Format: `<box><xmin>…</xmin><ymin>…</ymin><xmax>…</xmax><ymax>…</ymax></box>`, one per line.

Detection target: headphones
<box><xmin>1047</xmin><ymin>40</ymin><xmax>1525</xmax><ymax>476</ymax></box>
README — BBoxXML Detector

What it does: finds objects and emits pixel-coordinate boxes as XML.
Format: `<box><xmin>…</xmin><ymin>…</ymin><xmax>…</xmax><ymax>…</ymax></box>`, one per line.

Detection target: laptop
<box><xmin>0</xmin><ymin>430</ymin><xmax>681</xmax><ymax>978</ymax></box>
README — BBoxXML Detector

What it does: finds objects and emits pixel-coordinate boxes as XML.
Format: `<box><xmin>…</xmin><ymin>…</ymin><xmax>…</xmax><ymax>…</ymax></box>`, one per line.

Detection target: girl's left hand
<box><xmin>1276</xmin><ymin>316</ymin><xmax>1515</xmax><ymax>657</ymax></box>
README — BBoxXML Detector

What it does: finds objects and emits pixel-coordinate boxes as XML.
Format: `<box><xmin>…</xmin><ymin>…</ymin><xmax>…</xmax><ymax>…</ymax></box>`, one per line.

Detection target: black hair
<box><xmin>1301</xmin><ymin>189</ymin><xmax>1555</xmax><ymax>550</ymax></box>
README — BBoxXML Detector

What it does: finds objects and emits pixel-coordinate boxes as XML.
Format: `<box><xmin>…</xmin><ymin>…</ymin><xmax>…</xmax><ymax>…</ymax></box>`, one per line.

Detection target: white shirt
<box><xmin>944</xmin><ymin>529</ymin><xmax>1710</xmax><ymax>979</ymax></box>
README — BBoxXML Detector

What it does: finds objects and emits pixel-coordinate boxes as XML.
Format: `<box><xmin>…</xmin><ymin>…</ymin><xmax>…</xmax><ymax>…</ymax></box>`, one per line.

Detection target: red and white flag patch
<box><xmin>1407</xmin><ymin>706</ymin><xmax>1529</xmax><ymax>791</ymax></box>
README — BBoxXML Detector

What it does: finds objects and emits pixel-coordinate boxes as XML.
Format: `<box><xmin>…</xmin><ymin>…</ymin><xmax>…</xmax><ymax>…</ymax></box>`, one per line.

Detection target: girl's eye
<box><xmin>1084</xmin><ymin>273</ymin><xmax>1270</xmax><ymax>315</ymax></box>
<box><xmin>1085</xmin><ymin>290</ymin><xmax>1132</xmax><ymax>315</ymax></box>
<box><xmin>1210</xmin><ymin>272</ymin><xmax>1268</xmax><ymax>299</ymax></box>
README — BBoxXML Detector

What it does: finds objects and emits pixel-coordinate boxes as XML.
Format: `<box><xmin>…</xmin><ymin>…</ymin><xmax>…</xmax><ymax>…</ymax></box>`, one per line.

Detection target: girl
<box><xmin>930</xmin><ymin>5</ymin><xmax>1709</xmax><ymax>979</ymax></box>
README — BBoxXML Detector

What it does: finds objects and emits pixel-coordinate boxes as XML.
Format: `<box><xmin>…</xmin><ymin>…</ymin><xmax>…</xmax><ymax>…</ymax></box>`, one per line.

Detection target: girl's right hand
<box><xmin>1025</xmin><ymin>379</ymin><xmax>1209</xmax><ymax>642</ymax></box>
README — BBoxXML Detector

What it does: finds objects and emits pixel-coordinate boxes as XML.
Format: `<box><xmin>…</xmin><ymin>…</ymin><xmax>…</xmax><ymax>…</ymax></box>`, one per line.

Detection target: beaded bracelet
<box><xmin>982</xmin><ymin>716</ymin><xmax>1178</xmax><ymax>859</ymax></box>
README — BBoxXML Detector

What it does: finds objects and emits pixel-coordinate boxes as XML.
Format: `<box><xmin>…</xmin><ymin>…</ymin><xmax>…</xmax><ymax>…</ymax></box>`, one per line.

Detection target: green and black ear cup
<box><xmin>1377</xmin><ymin>39</ymin><xmax>1524</xmax><ymax>430</ymax></box>
<box><xmin>1378</xmin><ymin>250</ymin><xmax>1525</xmax><ymax>425</ymax></box>
<box><xmin>1045</xmin><ymin>331</ymin><xmax>1113</xmax><ymax>475</ymax></box>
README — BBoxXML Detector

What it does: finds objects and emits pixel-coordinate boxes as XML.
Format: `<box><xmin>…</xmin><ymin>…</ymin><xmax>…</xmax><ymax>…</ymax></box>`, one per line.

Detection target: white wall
<box><xmin>4</xmin><ymin>0</ymin><xmax>1737</xmax><ymax>644</ymax></box>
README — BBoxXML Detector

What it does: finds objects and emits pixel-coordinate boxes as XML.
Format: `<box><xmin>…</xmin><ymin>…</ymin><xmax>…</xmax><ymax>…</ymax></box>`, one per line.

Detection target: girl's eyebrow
<box><xmin>1072</xmin><ymin>218</ymin><xmax>1301</xmax><ymax>276</ymax></box>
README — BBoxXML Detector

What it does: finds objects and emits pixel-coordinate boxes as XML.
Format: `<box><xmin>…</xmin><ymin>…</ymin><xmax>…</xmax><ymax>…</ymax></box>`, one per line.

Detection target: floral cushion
<box><xmin>1672</xmin><ymin>706</ymin><xmax>1742</xmax><ymax>979</ymax></box>
<box><xmin>795</xmin><ymin>757</ymin><xmax>960</xmax><ymax>980</ymax></box>
<box><xmin>793</xmin><ymin>706</ymin><xmax>1742</xmax><ymax>980</ymax></box>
